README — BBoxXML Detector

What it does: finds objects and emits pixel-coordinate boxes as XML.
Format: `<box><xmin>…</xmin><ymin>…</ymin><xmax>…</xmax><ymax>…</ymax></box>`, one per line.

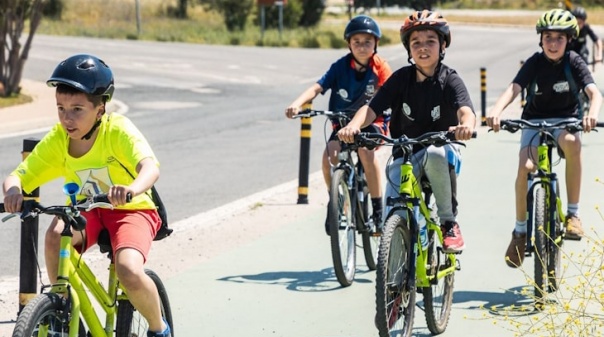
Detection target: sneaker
<box><xmin>564</xmin><ymin>214</ymin><xmax>584</xmax><ymax>240</ymax></box>
<box><xmin>440</xmin><ymin>221</ymin><xmax>465</xmax><ymax>253</ymax></box>
<box><xmin>505</xmin><ymin>230</ymin><xmax>527</xmax><ymax>268</ymax></box>
<box><xmin>371</xmin><ymin>210</ymin><xmax>383</xmax><ymax>237</ymax></box>
<box><xmin>147</xmin><ymin>318</ymin><xmax>171</xmax><ymax>337</ymax></box>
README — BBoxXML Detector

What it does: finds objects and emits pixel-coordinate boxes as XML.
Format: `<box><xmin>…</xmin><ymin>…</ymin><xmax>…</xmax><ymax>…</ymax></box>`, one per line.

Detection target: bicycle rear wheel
<box><xmin>423</xmin><ymin>229</ymin><xmax>455</xmax><ymax>334</ymax></box>
<box><xmin>533</xmin><ymin>185</ymin><xmax>550</xmax><ymax>306</ymax></box>
<box><xmin>375</xmin><ymin>213</ymin><xmax>415</xmax><ymax>337</ymax></box>
<box><xmin>329</xmin><ymin>168</ymin><xmax>357</xmax><ymax>287</ymax></box>
<box><xmin>116</xmin><ymin>269</ymin><xmax>174</xmax><ymax>337</ymax></box>
<box><xmin>359</xmin><ymin>171</ymin><xmax>379</xmax><ymax>271</ymax></box>
<box><xmin>12</xmin><ymin>293</ymin><xmax>86</xmax><ymax>337</ymax></box>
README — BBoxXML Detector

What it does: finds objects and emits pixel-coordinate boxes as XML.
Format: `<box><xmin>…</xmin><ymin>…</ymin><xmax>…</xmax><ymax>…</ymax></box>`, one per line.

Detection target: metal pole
<box><xmin>278</xmin><ymin>2</ymin><xmax>283</xmax><ymax>41</ymax></box>
<box><xmin>19</xmin><ymin>138</ymin><xmax>40</xmax><ymax>313</ymax></box>
<box><xmin>297</xmin><ymin>102</ymin><xmax>312</xmax><ymax>204</ymax></box>
<box><xmin>135</xmin><ymin>0</ymin><xmax>142</xmax><ymax>36</ymax></box>
<box><xmin>260</xmin><ymin>5</ymin><xmax>265</xmax><ymax>40</ymax></box>
<box><xmin>480</xmin><ymin>67</ymin><xmax>486</xmax><ymax>126</ymax></box>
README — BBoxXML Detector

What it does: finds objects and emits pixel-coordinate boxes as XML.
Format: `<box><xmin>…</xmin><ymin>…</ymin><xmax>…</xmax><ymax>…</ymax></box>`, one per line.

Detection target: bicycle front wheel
<box><xmin>423</xmin><ymin>229</ymin><xmax>455</xmax><ymax>334</ymax></box>
<box><xmin>116</xmin><ymin>269</ymin><xmax>174</xmax><ymax>337</ymax></box>
<box><xmin>329</xmin><ymin>168</ymin><xmax>357</xmax><ymax>287</ymax></box>
<box><xmin>533</xmin><ymin>185</ymin><xmax>550</xmax><ymax>305</ymax></box>
<box><xmin>548</xmin><ymin>181</ymin><xmax>563</xmax><ymax>293</ymax></box>
<box><xmin>12</xmin><ymin>293</ymin><xmax>86</xmax><ymax>337</ymax></box>
<box><xmin>375</xmin><ymin>213</ymin><xmax>415</xmax><ymax>337</ymax></box>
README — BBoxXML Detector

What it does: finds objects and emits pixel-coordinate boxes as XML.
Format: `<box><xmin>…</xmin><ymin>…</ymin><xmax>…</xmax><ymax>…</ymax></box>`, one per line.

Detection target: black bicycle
<box><xmin>295</xmin><ymin>109</ymin><xmax>380</xmax><ymax>287</ymax></box>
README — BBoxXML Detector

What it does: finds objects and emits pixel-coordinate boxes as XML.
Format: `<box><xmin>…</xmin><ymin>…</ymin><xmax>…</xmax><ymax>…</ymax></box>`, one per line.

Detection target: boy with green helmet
<box><xmin>487</xmin><ymin>9</ymin><xmax>603</xmax><ymax>268</ymax></box>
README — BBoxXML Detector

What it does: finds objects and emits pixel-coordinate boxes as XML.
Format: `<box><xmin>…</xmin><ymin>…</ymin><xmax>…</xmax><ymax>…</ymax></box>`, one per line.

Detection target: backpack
<box><xmin>118</xmin><ymin>161</ymin><xmax>173</xmax><ymax>241</ymax></box>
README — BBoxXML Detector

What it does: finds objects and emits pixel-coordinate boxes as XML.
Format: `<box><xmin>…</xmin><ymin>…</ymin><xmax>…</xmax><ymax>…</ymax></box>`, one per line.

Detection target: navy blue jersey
<box><xmin>317</xmin><ymin>53</ymin><xmax>391</xmax><ymax>128</ymax></box>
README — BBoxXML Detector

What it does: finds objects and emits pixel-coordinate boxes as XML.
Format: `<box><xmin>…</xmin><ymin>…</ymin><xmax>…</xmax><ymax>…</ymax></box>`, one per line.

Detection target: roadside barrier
<box><xmin>480</xmin><ymin>67</ymin><xmax>486</xmax><ymax>126</ymax></box>
<box><xmin>18</xmin><ymin>138</ymin><xmax>40</xmax><ymax>313</ymax></box>
<box><xmin>297</xmin><ymin>102</ymin><xmax>312</xmax><ymax>204</ymax></box>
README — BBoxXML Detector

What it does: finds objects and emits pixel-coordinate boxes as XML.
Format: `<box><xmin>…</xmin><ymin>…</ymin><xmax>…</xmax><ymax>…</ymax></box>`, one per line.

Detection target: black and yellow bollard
<box><xmin>19</xmin><ymin>138</ymin><xmax>40</xmax><ymax>313</ymax></box>
<box><xmin>297</xmin><ymin>102</ymin><xmax>312</xmax><ymax>204</ymax></box>
<box><xmin>480</xmin><ymin>67</ymin><xmax>486</xmax><ymax>126</ymax></box>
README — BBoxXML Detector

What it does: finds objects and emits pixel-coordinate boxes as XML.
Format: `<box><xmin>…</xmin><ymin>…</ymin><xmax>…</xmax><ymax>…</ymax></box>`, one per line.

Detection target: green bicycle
<box><xmin>356</xmin><ymin>131</ymin><xmax>474</xmax><ymax>337</ymax></box>
<box><xmin>497</xmin><ymin>118</ymin><xmax>603</xmax><ymax>307</ymax></box>
<box><xmin>0</xmin><ymin>183</ymin><xmax>173</xmax><ymax>337</ymax></box>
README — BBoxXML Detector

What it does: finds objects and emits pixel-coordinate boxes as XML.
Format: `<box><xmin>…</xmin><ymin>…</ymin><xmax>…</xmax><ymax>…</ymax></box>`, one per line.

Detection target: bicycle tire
<box><xmin>548</xmin><ymin>181</ymin><xmax>563</xmax><ymax>293</ymax></box>
<box><xmin>423</xmin><ymin>229</ymin><xmax>455</xmax><ymax>334</ymax></box>
<box><xmin>12</xmin><ymin>293</ymin><xmax>86</xmax><ymax>337</ymax></box>
<box><xmin>359</xmin><ymin>171</ymin><xmax>378</xmax><ymax>271</ymax></box>
<box><xmin>116</xmin><ymin>269</ymin><xmax>174</xmax><ymax>337</ymax></box>
<box><xmin>533</xmin><ymin>186</ymin><xmax>549</xmax><ymax>306</ymax></box>
<box><xmin>375</xmin><ymin>213</ymin><xmax>415</xmax><ymax>337</ymax></box>
<box><xmin>329</xmin><ymin>168</ymin><xmax>357</xmax><ymax>287</ymax></box>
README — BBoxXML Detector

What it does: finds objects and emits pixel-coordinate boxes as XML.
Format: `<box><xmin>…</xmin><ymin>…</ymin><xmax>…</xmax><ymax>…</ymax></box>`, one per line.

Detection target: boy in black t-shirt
<box><xmin>338</xmin><ymin>10</ymin><xmax>476</xmax><ymax>253</ymax></box>
<box><xmin>487</xmin><ymin>9</ymin><xmax>602</xmax><ymax>268</ymax></box>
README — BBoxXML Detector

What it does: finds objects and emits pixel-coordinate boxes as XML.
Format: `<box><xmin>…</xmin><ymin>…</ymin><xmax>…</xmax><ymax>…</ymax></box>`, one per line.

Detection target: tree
<box><xmin>0</xmin><ymin>0</ymin><xmax>45</xmax><ymax>97</ymax></box>
<box><xmin>200</xmin><ymin>0</ymin><xmax>254</xmax><ymax>32</ymax></box>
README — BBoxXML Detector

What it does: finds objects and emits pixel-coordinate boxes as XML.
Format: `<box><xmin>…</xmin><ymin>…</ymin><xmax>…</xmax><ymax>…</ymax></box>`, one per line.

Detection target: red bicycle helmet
<box><xmin>400</xmin><ymin>10</ymin><xmax>451</xmax><ymax>52</ymax></box>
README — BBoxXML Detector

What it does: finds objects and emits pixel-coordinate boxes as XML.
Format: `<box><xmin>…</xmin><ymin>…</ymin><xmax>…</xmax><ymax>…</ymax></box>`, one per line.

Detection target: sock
<box><xmin>515</xmin><ymin>220</ymin><xmax>527</xmax><ymax>234</ymax></box>
<box><xmin>567</xmin><ymin>203</ymin><xmax>579</xmax><ymax>217</ymax></box>
<box><xmin>371</xmin><ymin>197</ymin><xmax>382</xmax><ymax>214</ymax></box>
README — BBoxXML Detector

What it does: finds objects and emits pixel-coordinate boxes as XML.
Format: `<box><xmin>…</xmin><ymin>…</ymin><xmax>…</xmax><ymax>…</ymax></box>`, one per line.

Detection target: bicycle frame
<box><xmin>53</xmin><ymin>226</ymin><xmax>125</xmax><ymax>337</ymax></box>
<box><xmin>337</xmin><ymin>141</ymin><xmax>368</xmax><ymax>230</ymax></box>
<box><xmin>387</xmin><ymin>153</ymin><xmax>457</xmax><ymax>289</ymax></box>
<box><xmin>525</xmin><ymin>132</ymin><xmax>564</xmax><ymax>256</ymax></box>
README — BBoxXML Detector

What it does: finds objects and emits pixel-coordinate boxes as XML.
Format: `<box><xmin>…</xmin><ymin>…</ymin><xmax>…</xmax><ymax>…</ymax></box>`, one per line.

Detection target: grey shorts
<box><xmin>520</xmin><ymin>117</ymin><xmax>582</xmax><ymax>149</ymax></box>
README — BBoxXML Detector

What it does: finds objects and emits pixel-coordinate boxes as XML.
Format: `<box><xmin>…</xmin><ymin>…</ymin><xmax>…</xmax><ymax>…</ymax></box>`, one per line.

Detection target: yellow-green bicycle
<box><xmin>356</xmin><ymin>131</ymin><xmax>474</xmax><ymax>337</ymax></box>
<box><xmin>1</xmin><ymin>183</ymin><xmax>173</xmax><ymax>337</ymax></box>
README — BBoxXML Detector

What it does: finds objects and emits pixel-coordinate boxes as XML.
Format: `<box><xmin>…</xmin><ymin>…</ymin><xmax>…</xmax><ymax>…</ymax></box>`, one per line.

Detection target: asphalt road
<box><xmin>2</xmin><ymin>21</ymin><xmax>604</xmax><ymax>336</ymax></box>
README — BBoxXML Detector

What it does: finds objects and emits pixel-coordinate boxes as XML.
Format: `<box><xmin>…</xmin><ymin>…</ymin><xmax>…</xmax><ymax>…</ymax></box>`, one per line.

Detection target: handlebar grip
<box><xmin>92</xmin><ymin>193</ymin><xmax>132</xmax><ymax>203</ymax></box>
<box><xmin>72</xmin><ymin>214</ymin><xmax>87</xmax><ymax>231</ymax></box>
<box><xmin>0</xmin><ymin>203</ymin><xmax>4</xmax><ymax>213</ymax></box>
<box><xmin>596</xmin><ymin>122</ymin><xmax>604</xmax><ymax>128</ymax></box>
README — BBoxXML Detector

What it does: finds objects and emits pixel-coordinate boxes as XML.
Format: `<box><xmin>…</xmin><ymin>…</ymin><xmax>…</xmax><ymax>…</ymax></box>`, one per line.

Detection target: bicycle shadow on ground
<box><xmin>450</xmin><ymin>285</ymin><xmax>543</xmax><ymax>317</ymax></box>
<box><xmin>217</xmin><ymin>266</ymin><xmax>374</xmax><ymax>292</ymax></box>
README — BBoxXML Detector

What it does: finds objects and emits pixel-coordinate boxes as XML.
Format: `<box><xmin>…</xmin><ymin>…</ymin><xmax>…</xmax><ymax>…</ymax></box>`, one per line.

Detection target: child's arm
<box><xmin>108</xmin><ymin>157</ymin><xmax>159</xmax><ymax>206</ymax></box>
<box><xmin>487</xmin><ymin>83</ymin><xmax>522</xmax><ymax>132</ymax></box>
<box><xmin>583</xmin><ymin>83</ymin><xmax>602</xmax><ymax>132</ymax></box>
<box><xmin>285</xmin><ymin>83</ymin><xmax>323</xmax><ymax>118</ymax></box>
<box><xmin>2</xmin><ymin>175</ymin><xmax>23</xmax><ymax>213</ymax></box>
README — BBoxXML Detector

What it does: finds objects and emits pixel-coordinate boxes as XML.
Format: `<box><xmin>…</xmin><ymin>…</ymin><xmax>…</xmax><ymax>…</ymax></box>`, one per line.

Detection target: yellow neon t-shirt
<box><xmin>11</xmin><ymin>113</ymin><xmax>158</xmax><ymax>210</ymax></box>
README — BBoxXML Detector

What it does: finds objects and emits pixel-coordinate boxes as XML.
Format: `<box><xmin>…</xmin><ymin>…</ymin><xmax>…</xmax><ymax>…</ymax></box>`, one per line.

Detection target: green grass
<box><xmin>0</xmin><ymin>93</ymin><xmax>32</xmax><ymax>108</ymax></box>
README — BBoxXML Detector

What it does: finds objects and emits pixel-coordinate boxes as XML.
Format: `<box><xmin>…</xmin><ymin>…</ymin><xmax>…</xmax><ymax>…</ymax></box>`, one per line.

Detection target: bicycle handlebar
<box><xmin>0</xmin><ymin>193</ymin><xmax>131</xmax><ymax>231</ymax></box>
<box><xmin>292</xmin><ymin>109</ymin><xmax>354</xmax><ymax>120</ymax></box>
<box><xmin>354</xmin><ymin>130</ymin><xmax>477</xmax><ymax>149</ymax></box>
<box><xmin>496</xmin><ymin>119</ymin><xmax>604</xmax><ymax>134</ymax></box>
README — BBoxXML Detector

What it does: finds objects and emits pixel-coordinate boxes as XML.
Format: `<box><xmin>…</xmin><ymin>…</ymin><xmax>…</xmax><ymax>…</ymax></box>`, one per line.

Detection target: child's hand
<box><xmin>486</xmin><ymin>116</ymin><xmax>500</xmax><ymax>132</ymax></box>
<box><xmin>3</xmin><ymin>191</ymin><xmax>23</xmax><ymax>213</ymax></box>
<box><xmin>108</xmin><ymin>185</ymin><xmax>134</xmax><ymax>206</ymax></box>
<box><xmin>337</xmin><ymin>126</ymin><xmax>360</xmax><ymax>143</ymax></box>
<box><xmin>285</xmin><ymin>106</ymin><xmax>299</xmax><ymax>119</ymax></box>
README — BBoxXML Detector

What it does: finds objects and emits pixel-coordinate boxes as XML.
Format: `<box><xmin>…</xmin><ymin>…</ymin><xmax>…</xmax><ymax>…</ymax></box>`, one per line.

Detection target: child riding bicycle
<box><xmin>568</xmin><ymin>6</ymin><xmax>603</xmax><ymax>66</ymax></box>
<box><xmin>487</xmin><ymin>9</ymin><xmax>603</xmax><ymax>268</ymax></box>
<box><xmin>1</xmin><ymin>54</ymin><xmax>171</xmax><ymax>337</ymax></box>
<box><xmin>338</xmin><ymin>10</ymin><xmax>476</xmax><ymax>253</ymax></box>
<box><xmin>285</xmin><ymin>15</ymin><xmax>392</xmax><ymax>235</ymax></box>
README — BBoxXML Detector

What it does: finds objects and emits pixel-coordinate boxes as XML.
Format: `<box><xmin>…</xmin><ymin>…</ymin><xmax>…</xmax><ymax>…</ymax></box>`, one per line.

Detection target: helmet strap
<box><xmin>81</xmin><ymin>105</ymin><xmax>105</xmax><ymax>140</ymax></box>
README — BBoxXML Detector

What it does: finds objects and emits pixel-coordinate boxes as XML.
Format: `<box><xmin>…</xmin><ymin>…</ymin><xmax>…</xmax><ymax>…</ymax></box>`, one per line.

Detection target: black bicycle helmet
<box><xmin>400</xmin><ymin>10</ymin><xmax>451</xmax><ymax>52</ymax></box>
<box><xmin>344</xmin><ymin>15</ymin><xmax>381</xmax><ymax>41</ymax></box>
<box><xmin>536</xmin><ymin>9</ymin><xmax>579</xmax><ymax>39</ymax></box>
<box><xmin>47</xmin><ymin>54</ymin><xmax>115</xmax><ymax>102</ymax></box>
<box><xmin>571</xmin><ymin>6</ymin><xmax>587</xmax><ymax>20</ymax></box>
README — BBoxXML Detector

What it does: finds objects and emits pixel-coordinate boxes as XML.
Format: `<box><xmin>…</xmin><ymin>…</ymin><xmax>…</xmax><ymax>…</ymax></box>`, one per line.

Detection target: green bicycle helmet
<box><xmin>536</xmin><ymin>9</ymin><xmax>579</xmax><ymax>38</ymax></box>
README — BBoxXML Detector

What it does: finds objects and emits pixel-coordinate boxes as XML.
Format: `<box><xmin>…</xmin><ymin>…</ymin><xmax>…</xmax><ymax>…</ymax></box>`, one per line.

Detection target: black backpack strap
<box><xmin>563</xmin><ymin>53</ymin><xmax>584</xmax><ymax>118</ymax></box>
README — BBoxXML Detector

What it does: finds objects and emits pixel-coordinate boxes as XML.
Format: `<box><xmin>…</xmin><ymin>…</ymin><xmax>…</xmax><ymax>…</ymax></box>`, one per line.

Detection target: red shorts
<box><xmin>79</xmin><ymin>208</ymin><xmax>161</xmax><ymax>262</ymax></box>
